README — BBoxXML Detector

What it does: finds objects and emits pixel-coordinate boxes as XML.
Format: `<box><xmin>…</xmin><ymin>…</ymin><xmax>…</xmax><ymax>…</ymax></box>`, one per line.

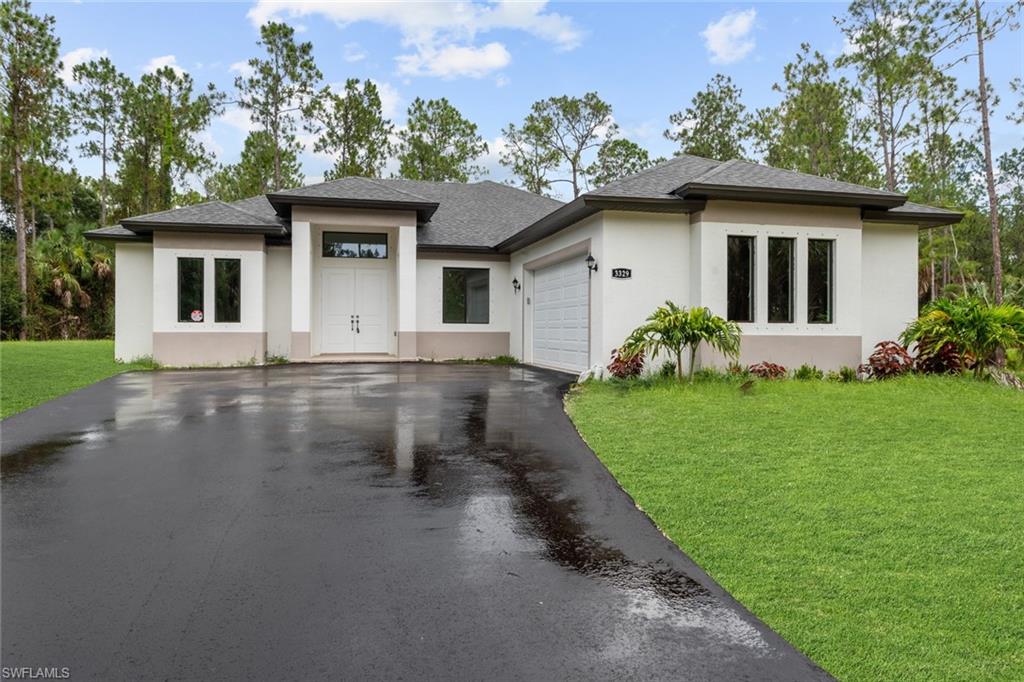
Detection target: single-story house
<box><xmin>86</xmin><ymin>154</ymin><xmax>961</xmax><ymax>373</ymax></box>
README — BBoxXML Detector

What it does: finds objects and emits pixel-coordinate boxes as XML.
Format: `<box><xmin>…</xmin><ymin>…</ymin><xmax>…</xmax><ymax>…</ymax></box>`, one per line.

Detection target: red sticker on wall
<box><xmin>191</xmin><ymin>309</ymin><xmax>204</xmax><ymax>322</ymax></box>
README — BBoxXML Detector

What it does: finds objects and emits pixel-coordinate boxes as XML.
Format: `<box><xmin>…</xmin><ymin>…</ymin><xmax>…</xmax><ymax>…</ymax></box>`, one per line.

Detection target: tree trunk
<box><xmin>688</xmin><ymin>345</ymin><xmax>698</xmax><ymax>383</ymax></box>
<box><xmin>100</xmin><ymin>126</ymin><xmax>108</xmax><ymax>225</ymax></box>
<box><xmin>974</xmin><ymin>0</ymin><xmax>1003</xmax><ymax>304</ymax></box>
<box><xmin>13</xmin><ymin>144</ymin><xmax>28</xmax><ymax>340</ymax></box>
<box><xmin>874</xmin><ymin>74</ymin><xmax>895</xmax><ymax>192</ymax></box>
<box><xmin>928</xmin><ymin>229</ymin><xmax>936</xmax><ymax>303</ymax></box>
<box><xmin>676</xmin><ymin>349</ymin><xmax>683</xmax><ymax>382</ymax></box>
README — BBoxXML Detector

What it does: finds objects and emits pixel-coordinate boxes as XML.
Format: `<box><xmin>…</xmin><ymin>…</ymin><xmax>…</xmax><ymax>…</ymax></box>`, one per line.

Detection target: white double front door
<box><xmin>321</xmin><ymin>267</ymin><xmax>388</xmax><ymax>353</ymax></box>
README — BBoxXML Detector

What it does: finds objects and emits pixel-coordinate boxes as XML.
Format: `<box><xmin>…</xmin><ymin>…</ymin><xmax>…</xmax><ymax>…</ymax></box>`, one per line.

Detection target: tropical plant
<box><xmin>748</xmin><ymin>361</ymin><xmax>787</xmax><ymax>380</ymax></box>
<box><xmin>30</xmin><ymin>225</ymin><xmax>112</xmax><ymax>338</ymax></box>
<box><xmin>621</xmin><ymin>302</ymin><xmax>741</xmax><ymax>382</ymax></box>
<box><xmin>901</xmin><ymin>296</ymin><xmax>1024</xmax><ymax>376</ymax></box>
<box><xmin>793</xmin><ymin>363</ymin><xmax>825</xmax><ymax>380</ymax></box>
<box><xmin>607</xmin><ymin>347</ymin><xmax>644</xmax><ymax>379</ymax></box>
<box><xmin>861</xmin><ymin>341</ymin><xmax>914</xmax><ymax>379</ymax></box>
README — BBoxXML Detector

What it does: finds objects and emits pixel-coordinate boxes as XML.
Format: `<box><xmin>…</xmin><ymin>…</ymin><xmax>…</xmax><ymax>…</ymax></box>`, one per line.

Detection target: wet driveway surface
<box><xmin>2</xmin><ymin>364</ymin><xmax>828</xmax><ymax>680</ymax></box>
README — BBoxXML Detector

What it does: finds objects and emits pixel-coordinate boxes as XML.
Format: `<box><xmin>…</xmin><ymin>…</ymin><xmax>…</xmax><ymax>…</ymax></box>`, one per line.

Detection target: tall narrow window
<box><xmin>808</xmin><ymin>239</ymin><xmax>835</xmax><ymax>324</ymax></box>
<box><xmin>727</xmin><ymin>236</ymin><xmax>755</xmax><ymax>323</ymax></box>
<box><xmin>178</xmin><ymin>257</ymin><xmax>204</xmax><ymax>323</ymax></box>
<box><xmin>768</xmin><ymin>237</ymin><xmax>795</xmax><ymax>323</ymax></box>
<box><xmin>215</xmin><ymin>258</ymin><xmax>241</xmax><ymax>323</ymax></box>
<box><xmin>443</xmin><ymin>268</ymin><xmax>490</xmax><ymax>324</ymax></box>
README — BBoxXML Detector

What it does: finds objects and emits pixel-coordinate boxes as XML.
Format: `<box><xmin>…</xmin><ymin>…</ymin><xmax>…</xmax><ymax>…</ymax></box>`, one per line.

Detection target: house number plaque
<box><xmin>611</xmin><ymin>268</ymin><xmax>632</xmax><ymax>279</ymax></box>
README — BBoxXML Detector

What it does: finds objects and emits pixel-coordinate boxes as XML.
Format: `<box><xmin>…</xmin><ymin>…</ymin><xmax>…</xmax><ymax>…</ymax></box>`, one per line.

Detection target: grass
<box><xmin>566</xmin><ymin>375</ymin><xmax>1024</xmax><ymax>681</ymax></box>
<box><xmin>0</xmin><ymin>340</ymin><xmax>152</xmax><ymax>419</ymax></box>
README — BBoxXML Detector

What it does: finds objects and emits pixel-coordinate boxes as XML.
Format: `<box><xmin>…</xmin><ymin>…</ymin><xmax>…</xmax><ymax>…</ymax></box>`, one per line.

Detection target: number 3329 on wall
<box><xmin>611</xmin><ymin>268</ymin><xmax>632</xmax><ymax>279</ymax></box>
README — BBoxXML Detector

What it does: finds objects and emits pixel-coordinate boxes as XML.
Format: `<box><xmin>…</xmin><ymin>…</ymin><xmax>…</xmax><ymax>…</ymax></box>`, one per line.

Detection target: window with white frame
<box><xmin>768</xmin><ymin>237</ymin><xmax>795</xmax><ymax>323</ymax></box>
<box><xmin>807</xmin><ymin>239</ymin><xmax>835</xmax><ymax>324</ymax></box>
<box><xmin>727</xmin><ymin>236</ymin><xmax>755</xmax><ymax>323</ymax></box>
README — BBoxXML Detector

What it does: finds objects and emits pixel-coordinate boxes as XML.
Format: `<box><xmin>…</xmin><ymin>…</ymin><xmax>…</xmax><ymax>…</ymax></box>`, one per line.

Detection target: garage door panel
<box><xmin>532</xmin><ymin>257</ymin><xmax>590</xmax><ymax>373</ymax></box>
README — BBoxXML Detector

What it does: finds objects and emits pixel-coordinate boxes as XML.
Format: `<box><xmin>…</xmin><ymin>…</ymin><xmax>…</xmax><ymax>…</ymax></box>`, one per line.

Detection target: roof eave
<box><xmin>266</xmin><ymin>194</ymin><xmax>440</xmax><ymax>224</ymax></box>
<box><xmin>83</xmin><ymin>228</ymin><xmax>151</xmax><ymax>242</ymax></box>
<box><xmin>495</xmin><ymin>195</ymin><xmax>705</xmax><ymax>254</ymax></box>
<box><xmin>677</xmin><ymin>183</ymin><xmax>906</xmax><ymax>209</ymax></box>
<box><xmin>862</xmin><ymin>208</ymin><xmax>964</xmax><ymax>228</ymax></box>
<box><xmin>119</xmin><ymin>221</ymin><xmax>287</xmax><ymax>236</ymax></box>
<box><xmin>417</xmin><ymin>243</ymin><xmax>500</xmax><ymax>254</ymax></box>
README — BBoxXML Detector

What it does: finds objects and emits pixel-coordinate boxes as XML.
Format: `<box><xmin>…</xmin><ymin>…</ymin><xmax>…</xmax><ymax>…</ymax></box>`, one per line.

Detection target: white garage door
<box><xmin>532</xmin><ymin>257</ymin><xmax>590</xmax><ymax>373</ymax></box>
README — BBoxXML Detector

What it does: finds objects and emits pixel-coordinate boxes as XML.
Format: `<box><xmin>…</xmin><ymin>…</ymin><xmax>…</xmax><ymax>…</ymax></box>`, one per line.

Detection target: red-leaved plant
<box><xmin>608</xmin><ymin>347</ymin><xmax>644</xmax><ymax>379</ymax></box>
<box><xmin>914</xmin><ymin>342</ymin><xmax>970</xmax><ymax>375</ymax></box>
<box><xmin>748</xmin><ymin>361</ymin><xmax>787</xmax><ymax>380</ymax></box>
<box><xmin>861</xmin><ymin>341</ymin><xmax>913</xmax><ymax>379</ymax></box>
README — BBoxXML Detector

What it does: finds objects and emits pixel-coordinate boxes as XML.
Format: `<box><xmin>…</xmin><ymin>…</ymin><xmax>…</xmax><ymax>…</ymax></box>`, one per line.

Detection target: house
<box><xmin>86</xmin><ymin>155</ymin><xmax>961</xmax><ymax>373</ymax></box>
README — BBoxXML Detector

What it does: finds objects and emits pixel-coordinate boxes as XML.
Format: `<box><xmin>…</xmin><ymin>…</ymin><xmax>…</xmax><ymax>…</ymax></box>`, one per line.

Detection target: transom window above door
<box><xmin>322</xmin><ymin>232</ymin><xmax>388</xmax><ymax>259</ymax></box>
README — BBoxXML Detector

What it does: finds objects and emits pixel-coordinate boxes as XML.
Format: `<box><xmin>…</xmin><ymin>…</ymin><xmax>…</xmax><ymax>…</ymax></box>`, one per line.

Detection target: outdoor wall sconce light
<box><xmin>585</xmin><ymin>254</ymin><xmax>598</xmax><ymax>274</ymax></box>
<box><xmin>512</xmin><ymin>277</ymin><xmax>521</xmax><ymax>294</ymax></box>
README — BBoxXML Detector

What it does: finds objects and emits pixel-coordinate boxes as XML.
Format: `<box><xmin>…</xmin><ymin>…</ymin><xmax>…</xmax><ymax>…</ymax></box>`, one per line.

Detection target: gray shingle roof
<box><xmin>83</xmin><ymin>225</ymin><xmax>149</xmax><ymax>241</ymax></box>
<box><xmin>885</xmin><ymin>200</ymin><xmax>961</xmax><ymax>216</ymax></box>
<box><xmin>588</xmin><ymin>154</ymin><xmax>721</xmax><ymax>199</ymax></box>
<box><xmin>121</xmin><ymin>200</ymin><xmax>282</xmax><ymax>230</ymax></box>
<box><xmin>269</xmin><ymin>176</ymin><xmax>435</xmax><ymax>204</ymax></box>
<box><xmin>379</xmin><ymin>179</ymin><xmax>563</xmax><ymax>248</ymax></box>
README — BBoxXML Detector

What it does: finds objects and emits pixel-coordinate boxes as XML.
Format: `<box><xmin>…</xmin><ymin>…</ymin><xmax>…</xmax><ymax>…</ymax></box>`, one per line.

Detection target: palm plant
<box><xmin>32</xmin><ymin>225</ymin><xmax>112</xmax><ymax>338</ymax></box>
<box><xmin>622</xmin><ymin>301</ymin><xmax>741</xmax><ymax>381</ymax></box>
<box><xmin>900</xmin><ymin>297</ymin><xmax>1024</xmax><ymax>377</ymax></box>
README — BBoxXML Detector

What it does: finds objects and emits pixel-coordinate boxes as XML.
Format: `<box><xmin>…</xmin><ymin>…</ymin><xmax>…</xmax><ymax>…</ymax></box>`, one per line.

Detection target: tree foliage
<box><xmin>205</xmin><ymin>130</ymin><xmax>303</xmax><ymax>201</ymax></box>
<box><xmin>234</xmin><ymin>21</ymin><xmax>321</xmax><ymax>191</ymax></box>
<box><xmin>664</xmin><ymin>74</ymin><xmax>750</xmax><ymax>161</ymax></box>
<box><xmin>312</xmin><ymin>79</ymin><xmax>393</xmax><ymax>179</ymax></box>
<box><xmin>397</xmin><ymin>97</ymin><xmax>487</xmax><ymax>182</ymax></box>
<box><xmin>622</xmin><ymin>301</ymin><xmax>742</xmax><ymax>381</ymax></box>
<box><xmin>586</xmin><ymin>138</ymin><xmax>662</xmax><ymax>188</ymax></box>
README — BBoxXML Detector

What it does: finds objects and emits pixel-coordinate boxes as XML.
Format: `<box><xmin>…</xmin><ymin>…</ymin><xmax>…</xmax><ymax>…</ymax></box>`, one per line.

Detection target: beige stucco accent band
<box><xmin>153</xmin><ymin>332</ymin><xmax>267</xmax><ymax>367</ymax></box>
<box><xmin>152</xmin><ymin>232</ymin><xmax>267</xmax><ymax>251</ymax></box>
<box><xmin>290</xmin><ymin>332</ymin><xmax>311</xmax><ymax>360</ymax></box>
<box><xmin>701</xmin><ymin>334</ymin><xmax>862</xmax><ymax>371</ymax></box>
<box><xmin>415</xmin><ymin>332</ymin><xmax>510</xmax><ymax>360</ymax></box>
<box><xmin>696</xmin><ymin>201</ymin><xmax>862</xmax><ymax>229</ymax></box>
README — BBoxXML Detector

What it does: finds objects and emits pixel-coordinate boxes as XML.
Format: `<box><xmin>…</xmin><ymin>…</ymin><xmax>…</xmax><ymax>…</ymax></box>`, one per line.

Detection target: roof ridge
<box><xmin>688</xmin><ymin>158</ymin><xmax>737</xmax><ymax>185</ymax></box>
<box><xmin>224</xmin><ymin>198</ymin><xmax>279</xmax><ymax>225</ymax></box>
<box><xmin>361</xmin><ymin>176</ymin><xmax>434</xmax><ymax>202</ymax></box>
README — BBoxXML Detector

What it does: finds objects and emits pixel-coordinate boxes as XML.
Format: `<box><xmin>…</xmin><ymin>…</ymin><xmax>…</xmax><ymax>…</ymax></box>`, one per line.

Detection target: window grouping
<box><xmin>726</xmin><ymin>236</ymin><xmax>834</xmax><ymax>325</ymax></box>
<box><xmin>177</xmin><ymin>257</ymin><xmax>241</xmax><ymax>324</ymax></box>
<box><xmin>322</xmin><ymin>232</ymin><xmax>388</xmax><ymax>259</ymax></box>
<box><xmin>442</xmin><ymin>268</ymin><xmax>489</xmax><ymax>324</ymax></box>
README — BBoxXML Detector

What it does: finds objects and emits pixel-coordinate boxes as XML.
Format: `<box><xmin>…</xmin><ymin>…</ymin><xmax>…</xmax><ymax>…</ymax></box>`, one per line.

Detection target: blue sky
<box><xmin>43</xmin><ymin>1</ymin><xmax>1023</xmax><ymax>199</ymax></box>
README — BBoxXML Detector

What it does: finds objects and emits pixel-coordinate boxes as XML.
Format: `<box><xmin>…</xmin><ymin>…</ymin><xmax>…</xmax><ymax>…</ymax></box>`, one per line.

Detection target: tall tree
<box><xmin>503</xmin><ymin>92</ymin><xmax>616</xmax><ymax>198</ymax></box>
<box><xmin>586</xmin><ymin>138</ymin><xmax>662</xmax><ymax>188</ymax></box>
<box><xmin>69</xmin><ymin>57</ymin><xmax>130</xmax><ymax>225</ymax></box>
<box><xmin>499</xmin><ymin>121</ymin><xmax>560</xmax><ymax>195</ymax></box>
<box><xmin>397</xmin><ymin>97</ymin><xmax>487</xmax><ymax>182</ymax></box>
<box><xmin>205</xmin><ymin>129</ymin><xmax>303</xmax><ymax>201</ymax></box>
<box><xmin>116</xmin><ymin>66</ymin><xmax>223</xmax><ymax>215</ymax></box>
<box><xmin>751</xmin><ymin>44</ymin><xmax>879</xmax><ymax>185</ymax></box>
<box><xmin>235</xmin><ymin>21</ymin><xmax>321</xmax><ymax>191</ymax></box>
<box><xmin>0</xmin><ymin>0</ymin><xmax>67</xmax><ymax>339</ymax></box>
<box><xmin>836</xmin><ymin>0</ymin><xmax>935</xmax><ymax>191</ymax></box>
<box><xmin>664</xmin><ymin>74</ymin><xmax>750</xmax><ymax>161</ymax></box>
<box><xmin>312</xmin><ymin>79</ymin><xmax>393</xmax><ymax>179</ymax></box>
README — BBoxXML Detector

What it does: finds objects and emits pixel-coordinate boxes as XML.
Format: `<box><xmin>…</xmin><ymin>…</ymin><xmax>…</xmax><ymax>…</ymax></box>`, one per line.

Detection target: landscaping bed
<box><xmin>566</xmin><ymin>375</ymin><xmax>1023</xmax><ymax>681</ymax></box>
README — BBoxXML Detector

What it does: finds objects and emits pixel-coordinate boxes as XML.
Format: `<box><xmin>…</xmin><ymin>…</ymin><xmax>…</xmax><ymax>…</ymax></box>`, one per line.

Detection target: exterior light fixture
<box><xmin>585</xmin><ymin>254</ymin><xmax>598</xmax><ymax>274</ymax></box>
<box><xmin>512</xmin><ymin>277</ymin><xmax>521</xmax><ymax>294</ymax></box>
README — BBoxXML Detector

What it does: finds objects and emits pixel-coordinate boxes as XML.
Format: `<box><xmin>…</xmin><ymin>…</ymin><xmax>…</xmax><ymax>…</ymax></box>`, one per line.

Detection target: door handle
<box><xmin>356</xmin><ymin>314</ymin><xmax>360</xmax><ymax>334</ymax></box>
<box><xmin>350</xmin><ymin>315</ymin><xmax>354</xmax><ymax>331</ymax></box>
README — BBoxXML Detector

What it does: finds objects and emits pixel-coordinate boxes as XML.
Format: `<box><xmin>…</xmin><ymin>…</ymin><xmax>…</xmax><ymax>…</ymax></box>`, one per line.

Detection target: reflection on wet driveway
<box><xmin>1</xmin><ymin>364</ymin><xmax>829</xmax><ymax>680</ymax></box>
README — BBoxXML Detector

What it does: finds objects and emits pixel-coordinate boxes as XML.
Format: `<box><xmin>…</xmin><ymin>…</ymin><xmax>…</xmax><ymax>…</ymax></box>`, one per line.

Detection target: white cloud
<box><xmin>374</xmin><ymin>81</ymin><xmax>402</xmax><ymax>119</ymax></box>
<box><xmin>700</xmin><ymin>9</ymin><xmax>756</xmax><ymax>65</ymax></box>
<box><xmin>143</xmin><ymin>54</ymin><xmax>185</xmax><ymax>76</ymax></box>
<box><xmin>495</xmin><ymin>75</ymin><xmax>510</xmax><ymax>88</ymax></box>
<box><xmin>396</xmin><ymin>42</ymin><xmax>510</xmax><ymax>79</ymax></box>
<box><xmin>343</xmin><ymin>42</ymin><xmax>367</xmax><ymax>63</ymax></box>
<box><xmin>229</xmin><ymin>60</ymin><xmax>254</xmax><ymax>78</ymax></box>
<box><xmin>247</xmin><ymin>0</ymin><xmax>581</xmax><ymax>78</ymax></box>
<box><xmin>219</xmin><ymin>107</ymin><xmax>258</xmax><ymax>134</ymax></box>
<box><xmin>59</xmin><ymin>47</ymin><xmax>109</xmax><ymax>84</ymax></box>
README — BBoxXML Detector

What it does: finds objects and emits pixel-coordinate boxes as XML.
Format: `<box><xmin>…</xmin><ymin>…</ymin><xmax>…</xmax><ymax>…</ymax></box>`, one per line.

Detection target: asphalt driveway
<box><xmin>2</xmin><ymin>364</ymin><xmax>828</xmax><ymax>680</ymax></box>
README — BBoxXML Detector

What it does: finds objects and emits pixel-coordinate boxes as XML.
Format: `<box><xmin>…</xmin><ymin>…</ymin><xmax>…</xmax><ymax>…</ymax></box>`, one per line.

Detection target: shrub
<box><xmin>839</xmin><ymin>365</ymin><xmax>858</xmax><ymax>382</ymax></box>
<box><xmin>901</xmin><ymin>296</ymin><xmax>1024</xmax><ymax>376</ymax></box>
<box><xmin>608</xmin><ymin>347</ymin><xmax>644</xmax><ymax>379</ymax></box>
<box><xmin>793</xmin><ymin>364</ymin><xmax>824</xmax><ymax>381</ymax></box>
<box><xmin>658</xmin><ymin>360</ymin><xmax>677</xmax><ymax>379</ymax></box>
<box><xmin>862</xmin><ymin>341</ymin><xmax>914</xmax><ymax>379</ymax></box>
<box><xmin>748</xmin><ymin>361</ymin><xmax>786</xmax><ymax>380</ymax></box>
<box><xmin>914</xmin><ymin>342</ymin><xmax>969</xmax><ymax>375</ymax></box>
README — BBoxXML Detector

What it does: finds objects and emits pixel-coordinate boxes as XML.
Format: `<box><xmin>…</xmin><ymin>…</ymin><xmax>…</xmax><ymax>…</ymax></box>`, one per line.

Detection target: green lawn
<box><xmin>566</xmin><ymin>376</ymin><xmax>1023</xmax><ymax>681</ymax></box>
<box><xmin>0</xmin><ymin>340</ymin><xmax>151</xmax><ymax>419</ymax></box>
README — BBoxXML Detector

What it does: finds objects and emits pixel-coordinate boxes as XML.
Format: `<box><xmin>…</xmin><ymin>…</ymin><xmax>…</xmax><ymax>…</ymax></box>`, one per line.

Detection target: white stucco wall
<box><xmin>861</xmin><ymin>223</ymin><xmax>919</xmax><ymax>358</ymax></box>
<box><xmin>600</xmin><ymin>211</ymin><xmax>690</xmax><ymax>366</ymax></box>
<box><xmin>114</xmin><ymin>243</ymin><xmax>153</xmax><ymax>362</ymax></box>
<box><xmin>265</xmin><ymin>246</ymin><xmax>291</xmax><ymax>357</ymax></box>
<box><xmin>151</xmin><ymin>233</ymin><xmax>266</xmax><ymax>333</ymax></box>
<box><xmin>416</xmin><ymin>257</ymin><xmax>511</xmax><ymax>333</ymax></box>
<box><xmin>509</xmin><ymin>213</ymin><xmax>605</xmax><ymax>367</ymax></box>
<box><xmin>693</xmin><ymin>201</ymin><xmax>863</xmax><ymax>338</ymax></box>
